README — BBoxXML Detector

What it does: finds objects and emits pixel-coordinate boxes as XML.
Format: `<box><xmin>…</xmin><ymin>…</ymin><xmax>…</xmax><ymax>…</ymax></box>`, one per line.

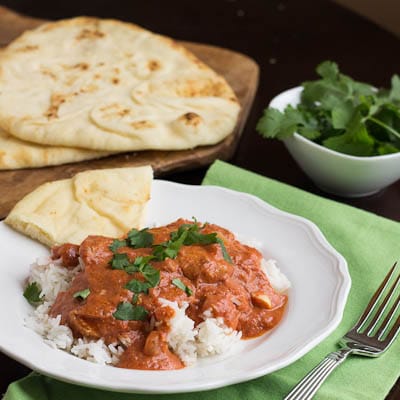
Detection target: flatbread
<box><xmin>5</xmin><ymin>166</ymin><xmax>153</xmax><ymax>247</ymax></box>
<box><xmin>0</xmin><ymin>17</ymin><xmax>240</xmax><ymax>151</ymax></box>
<box><xmin>0</xmin><ymin>128</ymin><xmax>113</xmax><ymax>170</ymax></box>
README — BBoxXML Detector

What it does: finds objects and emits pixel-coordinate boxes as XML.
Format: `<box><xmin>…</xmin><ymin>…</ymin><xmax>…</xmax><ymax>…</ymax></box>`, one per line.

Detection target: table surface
<box><xmin>0</xmin><ymin>0</ymin><xmax>399</xmax><ymax>398</ymax></box>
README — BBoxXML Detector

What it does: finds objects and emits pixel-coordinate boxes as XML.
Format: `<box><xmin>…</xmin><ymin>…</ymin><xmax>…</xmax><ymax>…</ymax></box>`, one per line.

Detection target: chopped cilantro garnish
<box><xmin>152</xmin><ymin>243</ymin><xmax>176</xmax><ymax>261</ymax></box>
<box><xmin>125</xmin><ymin>279</ymin><xmax>151</xmax><ymax>293</ymax></box>
<box><xmin>23</xmin><ymin>282</ymin><xmax>44</xmax><ymax>305</ymax></box>
<box><xmin>110</xmin><ymin>253</ymin><xmax>139</xmax><ymax>273</ymax></box>
<box><xmin>140</xmin><ymin>263</ymin><xmax>160</xmax><ymax>287</ymax></box>
<box><xmin>109</xmin><ymin>239</ymin><xmax>127</xmax><ymax>252</ymax></box>
<box><xmin>216</xmin><ymin>237</ymin><xmax>233</xmax><ymax>263</ymax></box>
<box><xmin>151</xmin><ymin>220</ymin><xmax>232</xmax><ymax>263</ymax></box>
<box><xmin>73</xmin><ymin>288</ymin><xmax>91</xmax><ymax>300</ymax></box>
<box><xmin>172</xmin><ymin>278</ymin><xmax>193</xmax><ymax>296</ymax></box>
<box><xmin>134</xmin><ymin>256</ymin><xmax>155</xmax><ymax>267</ymax></box>
<box><xmin>110</xmin><ymin>253</ymin><xmax>131</xmax><ymax>270</ymax></box>
<box><xmin>131</xmin><ymin>293</ymin><xmax>139</xmax><ymax>304</ymax></box>
<box><xmin>113</xmin><ymin>302</ymin><xmax>148</xmax><ymax>321</ymax></box>
<box><xmin>152</xmin><ymin>231</ymin><xmax>187</xmax><ymax>261</ymax></box>
<box><xmin>127</xmin><ymin>228</ymin><xmax>153</xmax><ymax>248</ymax></box>
<box><xmin>109</xmin><ymin>219</ymin><xmax>231</xmax><ymax>313</ymax></box>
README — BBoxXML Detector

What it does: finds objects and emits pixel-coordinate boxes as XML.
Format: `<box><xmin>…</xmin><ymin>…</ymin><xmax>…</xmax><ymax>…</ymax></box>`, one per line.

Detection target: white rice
<box><xmin>261</xmin><ymin>259</ymin><xmax>291</xmax><ymax>293</ymax></box>
<box><xmin>158</xmin><ymin>300</ymin><xmax>242</xmax><ymax>365</ymax></box>
<box><xmin>24</xmin><ymin>257</ymin><xmax>124</xmax><ymax>365</ymax></box>
<box><xmin>158</xmin><ymin>299</ymin><xmax>198</xmax><ymax>365</ymax></box>
<box><xmin>71</xmin><ymin>338</ymin><xmax>124</xmax><ymax>365</ymax></box>
<box><xmin>195</xmin><ymin>310</ymin><xmax>242</xmax><ymax>357</ymax></box>
<box><xmin>27</xmin><ymin>256</ymin><xmax>80</xmax><ymax>303</ymax></box>
<box><xmin>24</xmin><ymin>249</ymin><xmax>290</xmax><ymax>367</ymax></box>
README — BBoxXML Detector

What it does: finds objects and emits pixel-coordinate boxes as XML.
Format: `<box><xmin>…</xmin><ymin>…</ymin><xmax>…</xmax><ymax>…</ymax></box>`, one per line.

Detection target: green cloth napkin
<box><xmin>4</xmin><ymin>160</ymin><xmax>400</xmax><ymax>400</ymax></box>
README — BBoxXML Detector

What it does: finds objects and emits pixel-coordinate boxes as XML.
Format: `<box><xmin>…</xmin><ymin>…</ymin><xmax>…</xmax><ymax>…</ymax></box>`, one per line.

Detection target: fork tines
<box><xmin>355</xmin><ymin>262</ymin><xmax>400</xmax><ymax>345</ymax></box>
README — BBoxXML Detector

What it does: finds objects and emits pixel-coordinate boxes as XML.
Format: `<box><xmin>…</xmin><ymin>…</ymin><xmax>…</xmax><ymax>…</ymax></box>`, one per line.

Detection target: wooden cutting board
<box><xmin>0</xmin><ymin>7</ymin><xmax>259</xmax><ymax>219</ymax></box>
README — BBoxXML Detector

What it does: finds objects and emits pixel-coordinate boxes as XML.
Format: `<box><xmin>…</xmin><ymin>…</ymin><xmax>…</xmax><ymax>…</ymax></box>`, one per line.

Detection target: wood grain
<box><xmin>0</xmin><ymin>6</ymin><xmax>259</xmax><ymax>219</ymax></box>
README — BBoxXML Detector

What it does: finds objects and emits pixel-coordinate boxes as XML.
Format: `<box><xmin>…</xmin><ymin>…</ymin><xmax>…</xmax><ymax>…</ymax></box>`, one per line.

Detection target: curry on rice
<box><xmin>26</xmin><ymin>218</ymin><xmax>288</xmax><ymax>370</ymax></box>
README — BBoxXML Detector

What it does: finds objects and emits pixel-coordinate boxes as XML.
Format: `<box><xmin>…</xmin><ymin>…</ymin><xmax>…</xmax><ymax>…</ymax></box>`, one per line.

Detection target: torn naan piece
<box><xmin>5</xmin><ymin>166</ymin><xmax>153</xmax><ymax>247</ymax></box>
<box><xmin>0</xmin><ymin>17</ymin><xmax>240</xmax><ymax>151</ymax></box>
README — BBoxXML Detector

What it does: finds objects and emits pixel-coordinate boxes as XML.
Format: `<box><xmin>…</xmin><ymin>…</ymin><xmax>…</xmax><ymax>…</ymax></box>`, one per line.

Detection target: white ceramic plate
<box><xmin>0</xmin><ymin>181</ymin><xmax>351</xmax><ymax>394</ymax></box>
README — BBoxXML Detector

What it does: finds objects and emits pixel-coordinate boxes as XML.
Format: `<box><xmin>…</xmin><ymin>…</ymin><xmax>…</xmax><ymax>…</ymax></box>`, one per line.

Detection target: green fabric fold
<box><xmin>4</xmin><ymin>160</ymin><xmax>400</xmax><ymax>400</ymax></box>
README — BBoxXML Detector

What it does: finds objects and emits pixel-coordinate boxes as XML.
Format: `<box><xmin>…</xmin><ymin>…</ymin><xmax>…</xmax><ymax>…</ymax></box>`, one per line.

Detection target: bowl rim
<box><xmin>271</xmin><ymin>86</ymin><xmax>400</xmax><ymax>162</ymax></box>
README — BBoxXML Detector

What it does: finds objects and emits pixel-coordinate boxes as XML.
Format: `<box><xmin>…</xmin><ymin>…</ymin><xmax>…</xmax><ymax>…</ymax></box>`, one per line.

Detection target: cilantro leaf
<box><xmin>109</xmin><ymin>239</ymin><xmax>127</xmax><ymax>252</ymax></box>
<box><xmin>110</xmin><ymin>253</ymin><xmax>140</xmax><ymax>274</ymax></box>
<box><xmin>150</xmin><ymin>244</ymin><xmax>166</xmax><ymax>261</ymax></box>
<box><xmin>216</xmin><ymin>237</ymin><xmax>233</xmax><ymax>263</ymax></box>
<box><xmin>323</xmin><ymin>110</ymin><xmax>375</xmax><ymax>156</ymax></box>
<box><xmin>316</xmin><ymin>60</ymin><xmax>339</xmax><ymax>81</ymax></box>
<box><xmin>131</xmin><ymin>293</ymin><xmax>139</xmax><ymax>304</ymax></box>
<box><xmin>331</xmin><ymin>100</ymin><xmax>354</xmax><ymax>129</ymax></box>
<box><xmin>124</xmin><ymin>279</ymin><xmax>151</xmax><ymax>293</ymax></box>
<box><xmin>23</xmin><ymin>282</ymin><xmax>44</xmax><ymax>305</ymax></box>
<box><xmin>185</xmin><ymin>230</ymin><xmax>218</xmax><ymax>246</ymax></box>
<box><xmin>133</xmin><ymin>256</ymin><xmax>155</xmax><ymax>268</ymax></box>
<box><xmin>256</xmin><ymin>108</ymin><xmax>288</xmax><ymax>138</ymax></box>
<box><xmin>140</xmin><ymin>264</ymin><xmax>160</xmax><ymax>287</ymax></box>
<box><xmin>127</xmin><ymin>228</ymin><xmax>153</xmax><ymax>248</ymax></box>
<box><xmin>113</xmin><ymin>302</ymin><xmax>148</xmax><ymax>321</ymax></box>
<box><xmin>111</xmin><ymin>253</ymin><xmax>132</xmax><ymax>270</ymax></box>
<box><xmin>152</xmin><ymin>229</ymin><xmax>187</xmax><ymax>260</ymax></box>
<box><xmin>180</xmin><ymin>222</ymin><xmax>232</xmax><ymax>263</ymax></box>
<box><xmin>377</xmin><ymin>142</ymin><xmax>400</xmax><ymax>155</ymax></box>
<box><xmin>172</xmin><ymin>278</ymin><xmax>193</xmax><ymax>296</ymax></box>
<box><xmin>257</xmin><ymin>106</ymin><xmax>304</xmax><ymax>139</ymax></box>
<box><xmin>73</xmin><ymin>288</ymin><xmax>91</xmax><ymax>300</ymax></box>
<box><xmin>389</xmin><ymin>75</ymin><xmax>400</xmax><ymax>102</ymax></box>
<box><xmin>171</xmin><ymin>221</ymin><xmax>233</xmax><ymax>263</ymax></box>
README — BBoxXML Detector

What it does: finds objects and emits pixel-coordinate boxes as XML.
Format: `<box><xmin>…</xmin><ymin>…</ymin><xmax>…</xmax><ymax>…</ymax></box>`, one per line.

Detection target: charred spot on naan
<box><xmin>40</xmin><ymin>66</ymin><xmax>57</xmax><ymax>80</ymax></box>
<box><xmin>179</xmin><ymin>112</ymin><xmax>202</xmax><ymax>127</ymax></box>
<box><xmin>76</xmin><ymin>28</ymin><xmax>106</xmax><ymax>40</ymax></box>
<box><xmin>98</xmin><ymin>103</ymin><xmax>133</xmax><ymax>119</ymax></box>
<box><xmin>61</xmin><ymin>62</ymin><xmax>90</xmax><ymax>71</ymax></box>
<box><xmin>75</xmin><ymin>20</ymin><xmax>105</xmax><ymax>41</ymax></box>
<box><xmin>130</xmin><ymin>120</ymin><xmax>155</xmax><ymax>130</ymax></box>
<box><xmin>147</xmin><ymin>60</ymin><xmax>162</xmax><ymax>71</ymax></box>
<box><xmin>15</xmin><ymin>45</ymin><xmax>39</xmax><ymax>52</ymax></box>
<box><xmin>45</xmin><ymin>93</ymin><xmax>67</xmax><ymax>119</ymax></box>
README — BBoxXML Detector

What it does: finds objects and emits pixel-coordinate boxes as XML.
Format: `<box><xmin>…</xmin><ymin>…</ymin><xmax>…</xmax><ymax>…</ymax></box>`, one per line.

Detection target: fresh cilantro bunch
<box><xmin>257</xmin><ymin>61</ymin><xmax>400</xmax><ymax>156</ymax></box>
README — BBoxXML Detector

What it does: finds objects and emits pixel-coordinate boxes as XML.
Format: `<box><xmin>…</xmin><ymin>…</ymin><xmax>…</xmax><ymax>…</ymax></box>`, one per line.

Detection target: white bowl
<box><xmin>269</xmin><ymin>87</ymin><xmax>400</xmax><ymax>197</ymax></box>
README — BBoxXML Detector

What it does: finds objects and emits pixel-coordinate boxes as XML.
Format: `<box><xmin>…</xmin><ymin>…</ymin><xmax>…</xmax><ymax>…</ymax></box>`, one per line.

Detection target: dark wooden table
<box><xmin>0</xmin><ymin>0</ymin><xmax>399</xmax><ymax>398</ymax></box>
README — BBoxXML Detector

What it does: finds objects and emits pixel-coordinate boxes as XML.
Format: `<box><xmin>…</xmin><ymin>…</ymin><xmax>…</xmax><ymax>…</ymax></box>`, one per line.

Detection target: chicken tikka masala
<box><xmin>43</xmin><ymin>218</ymin><xmax>288</xmax><ymax>370</ymax></box>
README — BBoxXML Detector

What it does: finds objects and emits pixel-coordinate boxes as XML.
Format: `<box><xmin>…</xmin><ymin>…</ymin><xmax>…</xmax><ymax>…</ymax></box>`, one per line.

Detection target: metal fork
<box><xmin>284</xmin><ymin>262</ymin><xmax>400</xmax><ymax>400</ymax></box>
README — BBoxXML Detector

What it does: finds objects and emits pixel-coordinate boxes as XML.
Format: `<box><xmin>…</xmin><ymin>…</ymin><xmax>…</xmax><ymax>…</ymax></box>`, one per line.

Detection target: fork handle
<box><xmin>283</xmin><ymin>348</ymin><xmax>352</xmax><ymax>400</ymax></box>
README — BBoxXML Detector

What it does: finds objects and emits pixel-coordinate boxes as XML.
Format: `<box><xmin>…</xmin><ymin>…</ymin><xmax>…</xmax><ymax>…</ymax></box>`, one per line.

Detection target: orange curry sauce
<box><xmin>50</xmin><ymin>219</ymin><xmax>287</xmax><ymax>370</ymax></box>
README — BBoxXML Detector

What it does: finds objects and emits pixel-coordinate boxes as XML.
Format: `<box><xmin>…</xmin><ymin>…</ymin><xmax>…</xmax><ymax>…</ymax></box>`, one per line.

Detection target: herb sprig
<box><xmin>73</xmin><ymin>288</ymin><xmax>91</xmax><ymax>300</ymax></box>
<box><xmin>257</xmin><ymin>61</ymin><xmax>400</xmax><ymax>156</ymax></box>
<box><xmin>23</xmin><ymin>282</ymin><xmax>44</xmax><ymax>305</ymax></box>
<box><xmin>152</xmin><ymin>221</ymin><xmax>232</xmax><ymax>263</ymax></box>
<box><xmin>172</xmin><ymin>278</ymin><xmax>193</xmax><ymax>296</ymax></box>
<box><xmin>113</xmin><ymin>302</ymin><xmax>148</xmax><ymax>321</ymax></box>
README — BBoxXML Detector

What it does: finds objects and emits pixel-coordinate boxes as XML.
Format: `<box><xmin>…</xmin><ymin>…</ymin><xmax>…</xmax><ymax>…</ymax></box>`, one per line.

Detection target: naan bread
<box><xmin>0</xmin><ymin>17</ymin><xmax>240</xmax><ymax>151</ymax></box>
<box><xmin>0</xmin><ymin>128</ymin><xmax>112</xmax><ymax>170</ymax></box>
<box><xmin>5</xmin><ymin>166</ymin><xmax>153</xmax><ymax>247</ymax></box>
